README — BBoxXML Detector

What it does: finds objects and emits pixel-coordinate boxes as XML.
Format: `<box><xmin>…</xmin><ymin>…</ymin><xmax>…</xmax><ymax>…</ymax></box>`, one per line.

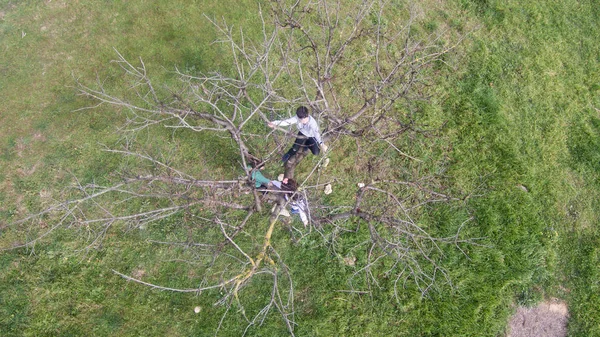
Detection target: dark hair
<box><xmin>281</xmin><ymin>178</ymin><xmax>299</xmax><ymax>200</ymax></box>
<box><xmin>296</xmin><ymin>106</ymin><xmax>309</xmax><ymax>119</ymax></box>
<box><xmin>281</xmin><ymin>178</ymin><xmax>298</xmax><ymax>193</ymax></box>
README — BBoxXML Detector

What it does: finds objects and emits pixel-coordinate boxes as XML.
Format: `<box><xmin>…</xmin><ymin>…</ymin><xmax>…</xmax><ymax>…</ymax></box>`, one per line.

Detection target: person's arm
<box><xmin>251</xmin><ymin>169</ymin><xmax>271</xmax><ymax>188</ymax></box>
<box><xmin>298</xmin><ymin>208</ymin><xmax>309</xmax><ymax>226</ymax></box>
<box><xmin>291</xmin><ymin>200</ymin><xmax>309</xmax><ymax>226</ymax></box>
<box><xmin>268</xmin><ymin>116</ymin><xmax>298</xmax><ymax>128</ymax></box>
<box><xmin>308</xmin><ymin>117</ymin><xmax>325</xmax><ymax>147</ymax></box>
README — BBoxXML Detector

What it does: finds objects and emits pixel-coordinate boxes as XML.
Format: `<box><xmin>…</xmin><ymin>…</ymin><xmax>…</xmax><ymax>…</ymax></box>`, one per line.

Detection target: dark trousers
<box><xmin>286</xmin><ymin>131</ymin><xmax>320</xmax><ymax>156</ymax></box>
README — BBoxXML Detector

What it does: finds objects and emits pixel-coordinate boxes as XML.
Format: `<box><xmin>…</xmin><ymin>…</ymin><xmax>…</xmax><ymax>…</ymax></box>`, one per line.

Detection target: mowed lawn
<box><xmin>1</xmin><ymin>0</ymin><xmax>599</xmax><ymax>336</ymax></box>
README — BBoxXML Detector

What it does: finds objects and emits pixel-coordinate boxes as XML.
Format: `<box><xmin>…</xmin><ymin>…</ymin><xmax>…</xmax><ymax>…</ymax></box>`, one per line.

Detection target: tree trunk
<box><xmin>283</xmin><ymin>149</ymin><xmax>310</xmax><ymax>179</ymax></box>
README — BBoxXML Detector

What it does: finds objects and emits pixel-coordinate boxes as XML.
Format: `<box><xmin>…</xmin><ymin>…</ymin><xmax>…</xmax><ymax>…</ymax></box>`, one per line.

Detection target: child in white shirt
<box><xmin>268</xmin><ymin>106</ymin><xmax>327</xmax><ymax>162</ymax></box>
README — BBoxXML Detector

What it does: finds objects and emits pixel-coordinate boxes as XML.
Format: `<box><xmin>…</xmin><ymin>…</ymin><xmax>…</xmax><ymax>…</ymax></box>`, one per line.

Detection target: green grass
<box><xmin>1</xmin><ymin>0</ymin><xmax>599</xmax><ymax>336</ymax></box>
<box><xmin>447</xmin><ymin>0</ymin><xmax>600</xmax><ymax>335</ymax></box>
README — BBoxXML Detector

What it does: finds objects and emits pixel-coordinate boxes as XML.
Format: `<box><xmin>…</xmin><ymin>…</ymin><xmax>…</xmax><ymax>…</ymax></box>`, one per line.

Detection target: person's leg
<box><xmin>306</xmin><ymin>137</ymin><xmax>320</xmax><ymax>155</ymax></box>
<box><xmin>283</xmin><ymin>132</ymin><xmax>308</xmax><ymax>162</ymax></box>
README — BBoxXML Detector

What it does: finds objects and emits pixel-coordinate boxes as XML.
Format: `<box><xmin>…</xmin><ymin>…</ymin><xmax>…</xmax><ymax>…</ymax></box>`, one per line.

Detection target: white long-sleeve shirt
<box><xmin>291</xmin><ymin>198</ymin><xmax>309</xmax><ymax>226</ymax></box>
<box><xmin>271</xmin><ymin>116</ymin><xmax>323</xmax><ymax>144</ymax></box>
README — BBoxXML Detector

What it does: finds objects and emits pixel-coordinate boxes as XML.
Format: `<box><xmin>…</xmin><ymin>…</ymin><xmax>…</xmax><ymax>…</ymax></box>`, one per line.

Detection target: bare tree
<box><xmin>3</xmin><ymin>0</ymin><xmax>478</xmax><ymax>335</ymax></box>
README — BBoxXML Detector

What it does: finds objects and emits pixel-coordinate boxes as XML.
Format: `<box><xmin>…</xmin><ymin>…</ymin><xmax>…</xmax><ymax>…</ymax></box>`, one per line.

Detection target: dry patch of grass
<box><xmin>507</xmin><ymin>299</ymin><xmax>568</xmax><ymax>337</ymax></box>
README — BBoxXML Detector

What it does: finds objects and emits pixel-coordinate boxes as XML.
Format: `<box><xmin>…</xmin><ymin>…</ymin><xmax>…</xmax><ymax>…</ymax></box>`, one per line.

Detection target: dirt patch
<box><xmin>507</xmin><ymin>299</ymin><xmax>569</xmax><ymax>337</ymax></box>
<box><xmin>17</xmin><ymin>162</ymin><xmax>40</xmax><ymax>177</ymax></box>
<box><xmin>131</xmin><ymin>268</ymin><xmax>146</xmax><ymax>279</ymax></box>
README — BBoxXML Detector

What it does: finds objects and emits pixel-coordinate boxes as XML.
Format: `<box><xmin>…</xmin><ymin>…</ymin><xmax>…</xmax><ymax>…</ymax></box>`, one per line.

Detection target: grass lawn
<box><xmin>0</xmin><ymin>0</ymin><xmax>598</xmax><ymax>336</ymax></box>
